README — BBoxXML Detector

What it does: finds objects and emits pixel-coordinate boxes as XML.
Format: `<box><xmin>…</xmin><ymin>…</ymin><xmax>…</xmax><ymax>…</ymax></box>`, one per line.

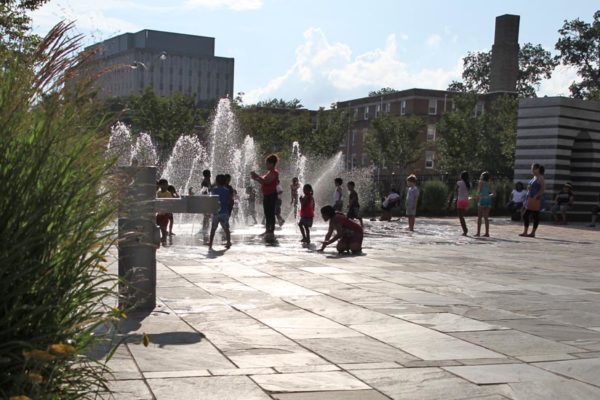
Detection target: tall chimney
<box><xmin>489</xmin><ymin>14</ymin><xmax>520</xmax><ymax>94</ymax></box>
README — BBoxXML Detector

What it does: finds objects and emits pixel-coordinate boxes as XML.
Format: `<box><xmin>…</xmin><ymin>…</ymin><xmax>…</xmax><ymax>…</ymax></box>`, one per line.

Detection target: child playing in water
<box><xmin>246</xmin><ymin>186</ymin><xmax>258</xmax><ymax>225</ymax></box>
<box><xmin>290</xmin><ymin>177</ymin><xmax>300</xmax><ymax>217</ymax></box>
<box><xmin>405</xmin><ymin>175</ymin><xmax>419</xmax><ymax>231</ymax></box>
<box><xmin>156</xmin><ymin>179</ymin><xmax>172</xmax><ymax>244</ymax></box>
<box><xmin>251</xmin><ymin>154</ymin><xmax>279</xmax><ymax>240</ymax></box>
<box><xmin>455</xmin><ymin>171</ymin><xmax>471</xmax><ymax>236</ymax></box>
<box><xmin>476</xmin><ymin>171</ymin><xmax>494</xmax><ymax>237</ymax></box>
<box><xmin>347</xmin><ymin>181</ymin><xmax>363</xmax><ymax>227</ymax></box>
<box><xmin>298</xmin><ymin>184</ymin><xmax>315</xmax><ymax>244</ymax></box>
<box><xmin>333</xmin><ymin>177</ymin><xmax>343</xmax><ymax>211</ymax></box>
<box><xmin>318</xmin><ymin>205</ymin><xmax>363</xmax><ymax>254</ymax></box>
<box><xmin>167</xmin><ymin>185</ymin><xmax>179</xmax><ymax>236</ymax></box>
<box><xmin>209</xmin><ymin>174</ymin><xmax>232</xmax><ymax>250</ymax></box>
<box><xmin>275</xmin><ymin>184</ymin><xmax>285</xmax><ymax>227</ymax></box>
<box><xmin>200</xmin><ymin>169</ymin><xmax>212</xmax><ymax>233</ymax></box>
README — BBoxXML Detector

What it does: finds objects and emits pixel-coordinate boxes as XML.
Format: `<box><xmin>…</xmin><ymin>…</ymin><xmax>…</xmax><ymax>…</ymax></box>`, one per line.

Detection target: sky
<box><xmin>30</xmin><ymin>0</ymin><xmax>598</xmax><ymax>109</ymax></box>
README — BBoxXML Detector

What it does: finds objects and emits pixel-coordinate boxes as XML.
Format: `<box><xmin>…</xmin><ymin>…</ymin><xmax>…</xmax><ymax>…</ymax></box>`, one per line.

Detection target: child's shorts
<box><xmin>347</xmin><ymin>207</ymin><xmax>360</xmax><ymax>219</ymax></box>
<box><xmin>405</xmin><ymin>207</ymin><xmax>417</xmax><ymax>216</ymax></box>
<box><xmin>299</xmin><ymin>216</ymin><xmax>313</xmax><ymax>227</ymax></box>
<box><xmin>156</xmin><ymin>213</ymin><xmax>170</xmax><ymax>227</ymax></box>
<box><xmin>212</xmin><ymin>213</ymin><xmax>230</xmax><ymax>230</ymax></box>
<box><xmin>457</xmin><ymin>199</ymin><xmax>469</xmax><ymax>209</ymax></box>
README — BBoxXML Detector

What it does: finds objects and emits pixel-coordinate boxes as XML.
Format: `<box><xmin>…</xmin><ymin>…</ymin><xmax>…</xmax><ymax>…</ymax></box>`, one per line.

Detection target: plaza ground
<box><xmin>105</xmin><ymin>217</ymin><xmax>600</xmax><ymax>399</ymax></box>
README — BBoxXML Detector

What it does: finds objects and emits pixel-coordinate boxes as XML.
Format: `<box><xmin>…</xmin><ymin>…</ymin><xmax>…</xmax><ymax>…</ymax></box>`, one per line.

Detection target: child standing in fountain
<box><xmin>156</xmin><ymin>179</ymin><xmax>173</xmax><ymax>244</ymax></box>
<box><xmin>405</xmin><ymin>175</ymin><xmax>419</xmax><ymax>231</ymax></box>
<box><xmin>291</xmin><ymin>177</ymin><xmax>300</xmax><ymax>217</ymax></box>
<box><xmin>251</xmin><ymin>154</ymin><xmax>279</xmax><ymax>240</ymax></box>
<box><xmin>200</xmin><ymin>169</ymin><xmax>212</xmax><ymax>234</ymax></box>
<box><xmin>298</xmin><ymin>184</ymin><xmax>315</xmax><ymax>244</ymax></box>
<box><xmin>347</xmin><ymin>181</ymin><xmax>363</xmax><ymax>227</ymax></box>
<box><xmin>208</xmin><ymin>174</ymin><xmax>232</xmax><ymax>250</ymax></box>
<box><xmin>476</xmin><ymin>171</ymin><xmax>494</xmax><ymax>237</ymax></box>
<box><xmin>167</xmin><ymin>185</ymin><xmax>179</xmax><ymax>236</ymax></box>
<box><xmin>333</xmin><ymin>177</ymin><xmax>344</xmax><ymax>211</ymax></box>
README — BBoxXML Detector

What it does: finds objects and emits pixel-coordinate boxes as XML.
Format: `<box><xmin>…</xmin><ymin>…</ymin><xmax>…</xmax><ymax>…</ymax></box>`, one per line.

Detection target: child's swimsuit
<box><xmin>478</xmin><ymin>183</ymin><xmax>492</xmax><ymax>207</ymax></box>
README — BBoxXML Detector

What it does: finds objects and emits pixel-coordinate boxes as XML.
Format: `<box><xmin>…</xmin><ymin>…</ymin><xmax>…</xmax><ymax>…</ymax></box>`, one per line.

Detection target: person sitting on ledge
<box><xmin>379</xmin><ymin>188</ymin><xmax>401</xmax><ymax>221</ymax></box>
<box><xmin>318</xmin><ymin>205</ymin><xmax>363</xmax><ymax>254</ymax></box>
<box><xmin>507</xmin><ymin>181</ymin><xmax>527</xmax><ymax>218</ymax></box>
<box><xmin>551</xmin><ymin>183</ymin><xmax>574</xmax><ymax>225</ymax></box>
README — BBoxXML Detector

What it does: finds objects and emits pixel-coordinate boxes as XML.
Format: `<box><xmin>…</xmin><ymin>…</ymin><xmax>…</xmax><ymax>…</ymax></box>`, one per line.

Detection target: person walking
<box><xmin>520</xmin><ymin>163</ymin><xmax>545</xmax><ymax>238</ymax></box>
<box><xmin>455</xmin><ymin>171</ymin><xmax>471</xmax><ymax>236</ymax></box>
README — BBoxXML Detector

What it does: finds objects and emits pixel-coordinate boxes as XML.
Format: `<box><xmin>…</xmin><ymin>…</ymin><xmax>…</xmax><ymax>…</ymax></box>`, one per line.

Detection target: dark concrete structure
<box><xmin>489</xmin><ymin>14</ymin><xmax>520</xmax><ymax>94</ymax></box>
<box><xmin>87</xmin><ymin>30</ymin><xmax>234</xmax><ymax>103</ymax></box>
<box><xmin>514</xmin><ymin>97</ymin><xmax>600</xmax><ymax>219</ymax></box>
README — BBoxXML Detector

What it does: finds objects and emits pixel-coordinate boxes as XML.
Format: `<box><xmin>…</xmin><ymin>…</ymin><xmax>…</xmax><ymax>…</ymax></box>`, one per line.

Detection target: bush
<box><xmin>0</xmin><ymin>23</ymin><xmax>119</xmax><ymax>399</ymax></box>
<box><xmin>492</xmin><ymin>179</ymin><xmax>514</xmax><ymax>213</ymax></box>
<box><xmin>419</xmin><ymin>180</ymin><xmax>449</xmax><ymax>215</ymax></box>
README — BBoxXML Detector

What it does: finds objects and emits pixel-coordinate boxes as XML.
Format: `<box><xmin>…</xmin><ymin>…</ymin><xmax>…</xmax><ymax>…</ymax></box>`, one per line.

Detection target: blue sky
<box><xmin>30</xmin><ymin>0</ymin><xmax>598</xmax><ymax>109</ymax></box>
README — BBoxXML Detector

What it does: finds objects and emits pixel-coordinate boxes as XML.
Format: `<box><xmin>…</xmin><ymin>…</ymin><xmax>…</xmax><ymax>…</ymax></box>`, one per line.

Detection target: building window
<box><xmin>364</xmin><ymin>106</ymin><xmax>369</xmax><ymax>120</ymax></box>
<box><xmin>475</xmin><ymin>102</ymin><xmax>485</xmax><ymax>117</ymax></box>
<box><xmin>428</xmin><ymin>99</ymin><xmax>437</xmax><ymax>115</ymax></box>
<box><xmin>400</xmin><ymin>100</ymin><xmax>407</xmax><ymax>115</ymax></box>
<box><xmin>425</xmin><ymin>151</ymin><xmax>435</xmax><ymax>169</ymax></box>
<box><xmin>353</xmin><ymin>108</ymin><xmax>359</xmax><ymax>121</ymax></box>
<box><xmin>352</xmin><ymin>154</ymin><xmax>357</xmax><ymax>170</ymax></box>
<box><xmin>427</xmin><ymin>125</ymin><xmax>436</xmax><ymax>141</ymax></box>
<box><xmin>385</xmin><ymin>103</ymin><xmax>391</xmax><ymax>113</ymax></box>
<box><xmin>375</xmin><ymin>104</ymin><xmax>381</xmax><ymax>117</ymax></box>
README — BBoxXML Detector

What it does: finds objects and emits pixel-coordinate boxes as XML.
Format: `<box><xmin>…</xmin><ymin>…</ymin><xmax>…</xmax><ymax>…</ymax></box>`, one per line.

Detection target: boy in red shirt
<box><xmin>298</xmin><ymin>184</ymin><xmax>315</xmax><ymax>244</ymax></box>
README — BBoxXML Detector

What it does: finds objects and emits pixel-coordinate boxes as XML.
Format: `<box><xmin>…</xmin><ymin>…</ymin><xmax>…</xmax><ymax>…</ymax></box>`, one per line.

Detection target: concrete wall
<box><xmin>514</xmin><ymin>97</ymin><xmax>600</xmax><ymax>218</ymax></box>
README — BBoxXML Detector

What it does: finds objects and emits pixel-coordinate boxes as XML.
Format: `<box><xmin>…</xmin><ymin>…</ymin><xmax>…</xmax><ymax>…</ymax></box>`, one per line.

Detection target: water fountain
<box><xmin>107</xmin><ymin>98</ymin><xmax>376</xmax><ymax>231</ymax></box>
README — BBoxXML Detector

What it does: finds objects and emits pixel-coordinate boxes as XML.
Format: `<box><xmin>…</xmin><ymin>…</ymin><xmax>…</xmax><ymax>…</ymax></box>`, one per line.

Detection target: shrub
<box><xmin>419</xmin><ymin>180</ymin><xmax>449</xmax><ymax>215</ymax></box>
<box><xmin>0</xmin><ymin>23</ymin><xmax>119</xmax><ymax>399</ymax></box>
<box><xmin>492</xmin><ymin>179</ymin><xmax>514</xmax><ymax>213</ymax></box>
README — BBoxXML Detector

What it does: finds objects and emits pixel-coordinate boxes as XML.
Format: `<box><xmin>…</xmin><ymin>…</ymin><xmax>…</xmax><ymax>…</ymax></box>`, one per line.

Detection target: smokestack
<box><xmin>489</xmin><ymin>14</ymin><xmax>520</xmax><ymax>94</ymax></box>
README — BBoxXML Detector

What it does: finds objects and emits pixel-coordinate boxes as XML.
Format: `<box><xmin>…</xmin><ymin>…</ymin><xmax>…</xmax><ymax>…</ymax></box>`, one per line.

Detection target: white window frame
<box><xmin>351</xmin><ymin>130</ymin><xmax>356</xmax><ymax>145</ymax></box>
<box><xmin>375</xmin><ymin>104</ymin><xmax>381</xmax><ymax>117</ymax></box>
<box><xmin>364</xmin><ymin>106</ymin><xmax>369</xmax><ymax>120</ymax></box>
<box><xmin>425</xmin><ymin>151</ymin><xmax>435</xmax><ymax>169</ymax></box>
<box><xmin>400</xmin><ymin>100</ymin><xmax>407</xmax><ymax>115</ymax></box>
<box><xmin>385</xmin><ymin>102</ymin><xmax>391</xmax><ymax>113</ymax></box>
<box><xmin>427</xmin><ymin>125</ymin><xmax>436</xmax><ymax>141</ymax></box>
<box><xmin>428</xmin><ymin>99</ymin><xmax>437</xmax><ymax>115</ymax></box>
<box><xmin>353</xmin><ymin>108</ymin><xmax>359</xmax><ymax>120</ymax></box>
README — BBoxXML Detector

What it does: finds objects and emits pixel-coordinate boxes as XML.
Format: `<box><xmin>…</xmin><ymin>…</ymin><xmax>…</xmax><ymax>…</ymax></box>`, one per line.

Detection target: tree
<box><xmin>436</xmin><ymin>93</ymin><xmax>518</xmax><ymax>178</ymax></box>
<box><xmin>448</xmin><ymin>43</ymin><xmax>557</xmax><ymax>97</ymax></box>
<box><xmin>254</xmin><ymin>98</ymin><xmax>304</xmax><ymax>109</ymax></box>
<box><xmin>365</xmin><ymin>114</ymin><xmax>425</xmax><ymax>172</ymax></box>
<box><xmin>0</xmin><ymin>0</ymin><xmax>49</xmax><ymax>55</ymax></box>
<box><xmin>555</xmin><ymin>10</ymin><xmax>600</xmax><ymax>100</ymax></box>
<box><xmin>368</xmin><ymin>87</ymin><xmax>397</xmax><ymax>97</ymax></box>
<box><xmin>436</xmin><ymin>93</ymin><xmax>483</xmax><ymax>176</ymax></box>
<box><xmin>302</xmin><ymin>107</ymin><xmax>349</xmax><ymax>157</ymax></box>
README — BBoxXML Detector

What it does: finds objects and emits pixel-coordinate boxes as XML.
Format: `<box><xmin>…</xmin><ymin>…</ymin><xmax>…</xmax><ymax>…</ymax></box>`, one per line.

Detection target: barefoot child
<box><xmin>251</xmin><ymin>154</ymin><xmax>279</xmax><ymax>240</ymax></box>
<box><xmin>167</xmin><ymin>185</ymin><xmax>179</xmax><ymax>236</ymax></box>
<box><xmin>405</xmin><ymin>175</ymin><xmax>419</xmax><ymax>231</ymax></box>
<box><xmin>298</xmin><ymin>184</ymin><xmax>315</xmax><ymax>244</ymax></box>
<box><xmin>455</xmin><ymin>171</ymin><xmax>470</xmax><ymax>236</ymax></box>
<box><xmin>156</xmin><ymin>179</ymin><xmax>173</xmax><ymax>244</ymax></box>
<box><xmin>333</xmin><ymin>177</ymin><xmax>343</xmax><ymax>211</ymax></box>
<box><xmin>208</xmin><ymin>174</ymin><xmax>232</xmax><ymax>250</ymax></box>
<box><xmin>318</xmin><ymin>205</ymin><xmax>363</xmax><ymax>254</ymax></box>
<box><xmin>476</xmin><ymin>171</ymin><xmax>494</xmax><ymax>237</ymax></box>
<box><xmin>347</xmin><ymin>181</ymin><xmax>363</xmax><ymax>227</ymax></box>
<box><xmin>291</xmin><ymin>177</ymin><xmax>300</xmax><ymax>217</ymax></box>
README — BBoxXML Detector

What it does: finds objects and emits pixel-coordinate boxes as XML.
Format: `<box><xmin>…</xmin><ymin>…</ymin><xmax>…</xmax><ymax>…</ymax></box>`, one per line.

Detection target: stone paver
<box><xmin>103</xmin><ymin>218</ymin><xmax>600</xmax><ymax>399</ymax></box>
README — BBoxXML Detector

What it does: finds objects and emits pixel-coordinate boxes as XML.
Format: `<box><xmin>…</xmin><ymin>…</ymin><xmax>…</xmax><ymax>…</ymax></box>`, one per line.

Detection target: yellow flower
<box><xmin>9</xmin><ymin>396</ymin><xmax>32</xmax><ymax>400</ymax></box>
<box><xmin>142</xmin><ymin>333</ymin><xmax>150</xmax><ymax>347</ymax></box>
<box><xmin>49</xmin><ymin>343</ymin><xmax>76</xmax><ymax>356</ymax></box>
<box><xmin>28</xmin><ymin>372</ymin><xmax>43</xmax><ymax>383</ymax></box>
<box><xmin>22</xmin><ymin>350</ymin><xmax>55</xmax><ymax>361</ymax></box>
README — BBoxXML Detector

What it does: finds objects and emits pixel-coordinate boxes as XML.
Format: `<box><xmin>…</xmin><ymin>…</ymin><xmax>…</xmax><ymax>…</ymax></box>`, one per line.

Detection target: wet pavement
<box><xmin>104</xmin><ymin>217</ymin><xmax>600</xmax><ymax>399</ymax></box>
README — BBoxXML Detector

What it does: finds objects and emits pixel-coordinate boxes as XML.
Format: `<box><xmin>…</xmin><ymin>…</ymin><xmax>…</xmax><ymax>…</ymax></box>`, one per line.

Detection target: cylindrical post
<box><xmin>118</xmin><ymin>166</ymin><xmax>158</xmax><ymax>312</ymax></box>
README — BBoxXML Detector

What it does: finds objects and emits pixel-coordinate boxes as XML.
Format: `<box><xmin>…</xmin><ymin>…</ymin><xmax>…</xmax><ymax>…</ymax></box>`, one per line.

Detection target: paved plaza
<box><xmin>105</xmin><ymin>218</ymin><xmax>600</xmax><ymax>399</ymax></box>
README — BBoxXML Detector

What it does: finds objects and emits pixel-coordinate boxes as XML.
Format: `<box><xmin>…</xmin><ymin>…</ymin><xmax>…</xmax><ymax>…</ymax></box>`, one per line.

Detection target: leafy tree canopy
<box><xmin>253</xmin><ymin>98</ymin><xmax>304</xmax><ymax>109</ymax></box>
<box><xmin>448</xmin><ymin>43</ymin><xmax>557</xmax><ymax>98</ymax></box>
<box><xmin>555</xmin><ymin>10</ymin><xmax>600</xmax><ymax>100</ymax></box>
<box><xmin>368</xmin><ymin>87</ymin><xmax>398</xmax><ymax>97</ymax></box>
<box><xmin>0</xmin><ymin>0</ymin><xmax>49</xmax><ymax>54</ymax></box>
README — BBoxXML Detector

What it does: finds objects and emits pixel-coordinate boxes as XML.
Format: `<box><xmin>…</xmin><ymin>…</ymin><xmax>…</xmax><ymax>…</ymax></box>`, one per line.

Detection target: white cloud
<box><xmin>184</xmin><ymin>0</ymin><xmax>262</xmax><ymax>11</ymax></box>
<box><xmin>243</xmin><ymin>27</ymin><xmax>462</xmax><ymax>108</ymax></box>
<box><xmin>538</xmin><ymin>64</ymin><xmax>579</xmax><ymax>97</ymax></box>
<box><xmin>426</xmin><ymin>34</ymin><xmax>442</xmax><ymax>47</ymax></box>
